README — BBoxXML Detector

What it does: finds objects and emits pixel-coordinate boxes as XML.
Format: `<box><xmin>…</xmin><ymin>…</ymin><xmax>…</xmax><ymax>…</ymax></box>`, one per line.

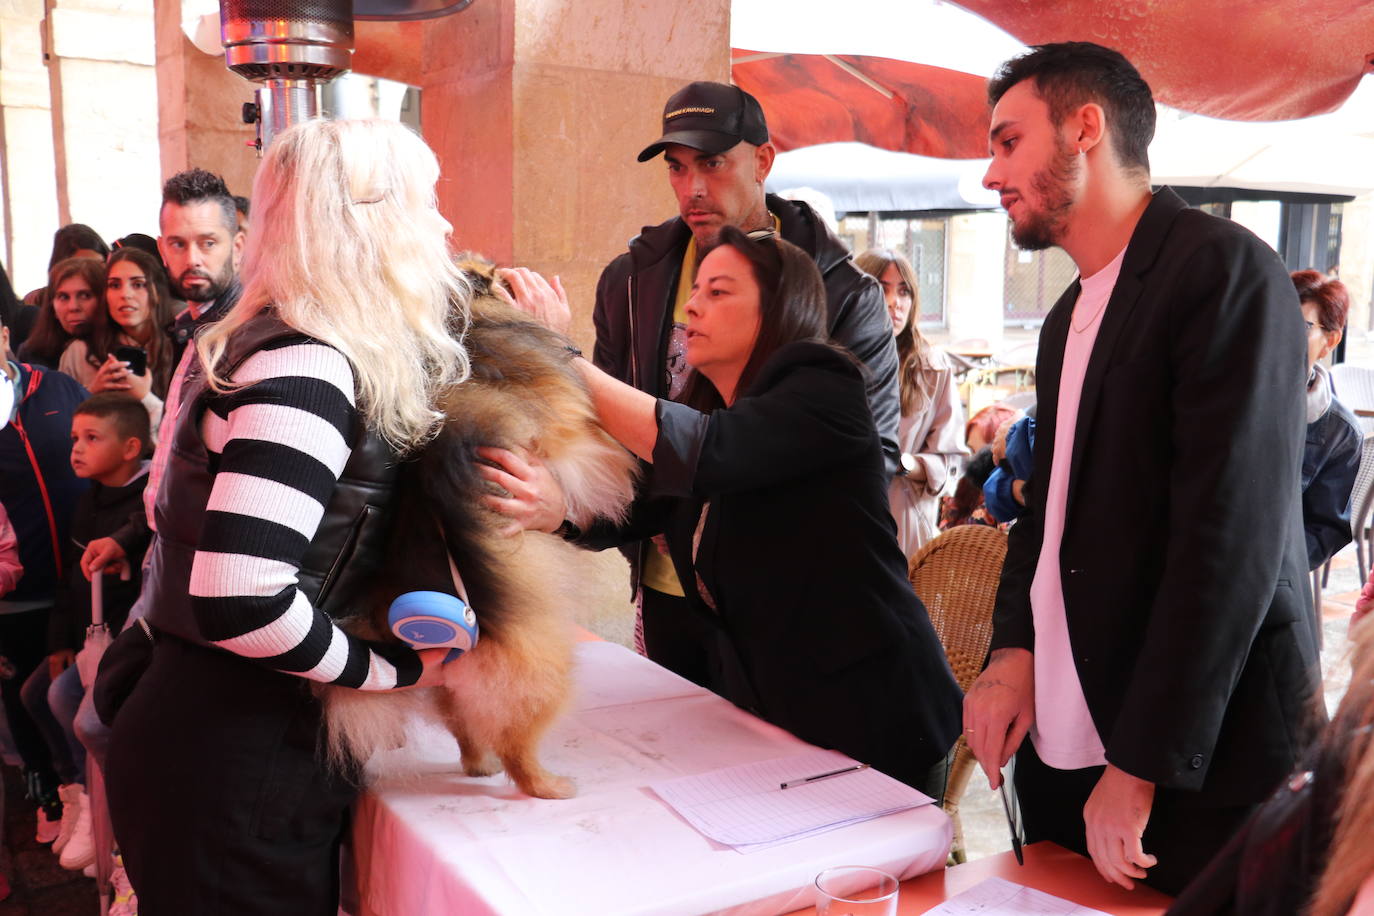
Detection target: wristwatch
<box><xmin>899</xmin><ymin>452</ymin><xmax>918</xmax><ymax>476</ymax></box>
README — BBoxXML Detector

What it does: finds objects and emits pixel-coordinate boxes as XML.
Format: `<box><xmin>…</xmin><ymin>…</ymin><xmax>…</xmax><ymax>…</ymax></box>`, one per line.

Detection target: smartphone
<box><xmin>113</xmin><ymin>345</ymin><xmax>148</xmax><ymax>377</ymax></box>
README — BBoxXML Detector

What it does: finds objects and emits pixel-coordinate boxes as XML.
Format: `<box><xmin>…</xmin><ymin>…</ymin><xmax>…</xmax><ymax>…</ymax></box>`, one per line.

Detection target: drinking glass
<box><xmin>814</xmin><ymin>865</ymin><xmax>899</xmax><ymax>916</ymax></box>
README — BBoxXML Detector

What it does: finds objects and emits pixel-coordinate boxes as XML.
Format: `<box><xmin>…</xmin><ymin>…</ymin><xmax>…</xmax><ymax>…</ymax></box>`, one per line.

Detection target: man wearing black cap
<box><xmin>592</xmin><ymin>81</ymin><xmax>900</xmax><ymax>687</ymax></box>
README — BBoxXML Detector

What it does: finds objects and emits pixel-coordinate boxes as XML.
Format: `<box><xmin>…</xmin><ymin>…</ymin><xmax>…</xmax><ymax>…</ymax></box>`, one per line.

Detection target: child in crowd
<box><xmin>22</xmin><ymin>394</ymin><xmax>149</xmax><ymax>872</ymax></box>
<box><xmin>0</xmin><ymin>501</ymin><xmax>21</xmax><ymax>595</ymax></box>
<box><xmin>938</xmin><ymin>446</ymin><xmax>999</xmax><ymax>529</ymax></box>
<box><xmin>0</xmin><ymin>502</ymin><xmax>18</xmax><ymax>901</ymax></box>
<box><xmin>0</xmin><ymin>308</ymin><xmax>89</xmax><ymax>847</ymax></box>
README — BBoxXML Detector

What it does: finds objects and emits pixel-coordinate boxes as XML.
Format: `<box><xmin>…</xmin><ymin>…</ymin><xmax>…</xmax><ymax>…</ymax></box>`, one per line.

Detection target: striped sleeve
<box><xmin>187</xmin><ymin>339</ymin><xmax>422</xmax><ymax>690</ymax></box>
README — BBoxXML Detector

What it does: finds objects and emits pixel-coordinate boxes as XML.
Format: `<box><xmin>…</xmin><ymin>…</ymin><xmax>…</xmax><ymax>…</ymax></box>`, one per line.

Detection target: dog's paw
<box><xmin>461</xmin><ymin>751</ymin><xmax>504</xmax><ymax>778</ymax></box>
<box><xmin>519</xmin><ymin>772</ymin><xmax>576</xmax><ymax>800</ymax></box>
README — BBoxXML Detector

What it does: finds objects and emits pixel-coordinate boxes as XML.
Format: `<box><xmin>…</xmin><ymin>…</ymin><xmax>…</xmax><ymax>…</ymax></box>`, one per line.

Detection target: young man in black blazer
<box><xmin>962</xmin><ymin>42</ymin><xmax>1323</xmax><ymax>896</ymax></box>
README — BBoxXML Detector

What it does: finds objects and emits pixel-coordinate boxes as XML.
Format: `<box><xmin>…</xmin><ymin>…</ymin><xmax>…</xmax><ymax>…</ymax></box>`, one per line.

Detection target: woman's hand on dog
<box><xmin>495</xmin><ymin>267</ymin><xmax>572</xmax><ymax>335</ymax></box>
<box><xmin>477</xmin><ymin>445</ymin><xmax>569</xmax><ymax>536</ymax></box>
<box><xmin>396</xmin><ymin>647</ymin><xmax>452</xmax><ymax>689</ymax></box>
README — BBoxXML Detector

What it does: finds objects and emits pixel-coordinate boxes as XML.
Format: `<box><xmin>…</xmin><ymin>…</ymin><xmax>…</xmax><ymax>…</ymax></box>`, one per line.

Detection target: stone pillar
<box><xmin>0</xmin><ymin>0</ymin><xmax>59</xmax><ymax>292</ymax></box>
<box><xmin>152</xmin><ymin>0</ymin><xmax>257</xmax><ymax>202</ymax></box>
<box><xmin>945</xmin><ymin>211</ymin><xmax>1007</xmax><ymax>351</ymax></box>
<box><xmin>45</xmin><ymin>0</ymin><xmax>163</xmax><ymax>246</ymax></box>
<box><xmin>413</xmin><ymin>0</ymin><xmax>730</xmax><ymax>350</ymax></box>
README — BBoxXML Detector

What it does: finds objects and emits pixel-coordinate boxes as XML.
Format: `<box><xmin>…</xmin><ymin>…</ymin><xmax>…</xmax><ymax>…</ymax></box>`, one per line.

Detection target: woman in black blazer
<box><xmin>507</xmin><ymin>227</ymin><xmax>963</xmax><ymax>791</ymax></box>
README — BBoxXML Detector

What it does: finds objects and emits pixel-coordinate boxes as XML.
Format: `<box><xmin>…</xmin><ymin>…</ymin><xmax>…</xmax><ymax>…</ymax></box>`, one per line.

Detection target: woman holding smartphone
<box><xmin>98</xmin><ymin>248</ymin><xmax>175</xmax><ymax>398</ymax></box>
<box><xmin>60</xmin><ymin>248</ymin><xmax>174</xmax><ymax>432</ymax></box>
<box><xmin>63</xmin><ymin>248</ymin><xmax>174</xmax><ymax>397</ymax></box>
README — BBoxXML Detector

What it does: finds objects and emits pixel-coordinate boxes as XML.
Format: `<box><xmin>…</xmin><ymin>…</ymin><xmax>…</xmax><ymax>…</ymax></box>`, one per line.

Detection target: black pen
<box><xmin>779</xmin><ymin>763</ymin><xmax>870</xmax><ymax>790</ymax></box>
<box><xmin>999</xmin><ymin>776</ymin><xmax>1024</xmax><ymax>865</ymax></box>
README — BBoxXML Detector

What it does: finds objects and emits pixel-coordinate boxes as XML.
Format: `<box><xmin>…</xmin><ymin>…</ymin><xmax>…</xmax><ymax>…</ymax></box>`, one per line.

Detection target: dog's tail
<box><xmin>318</xmin><ymin>683</ymin><xmax>435</xmax><ymax>776</ymax></box>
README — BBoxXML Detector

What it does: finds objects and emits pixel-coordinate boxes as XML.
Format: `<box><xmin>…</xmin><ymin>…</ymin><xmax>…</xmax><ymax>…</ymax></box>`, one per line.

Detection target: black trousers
<box><xmin>1014</xmin><ymin>740</ymin><xmax>1256</xmax><ymax>896</ymax></box>
<box><xmin>0</xmin><ymin>608</ymin><xmax>59</xmax><ymax>780</ymax></box>
<box><xmin>106</xmin><ymin>636</ymin><xmax>357</xmax><ymax>916</ymax></box>
<box><xmin>640</xmin><ymin>587</ymin><xmax>718</xmax><ymax>689</ymax></box>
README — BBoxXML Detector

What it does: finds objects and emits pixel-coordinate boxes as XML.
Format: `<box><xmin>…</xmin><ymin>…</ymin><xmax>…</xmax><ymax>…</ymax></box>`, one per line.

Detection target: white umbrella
<box><xmin>76</xmin><ymin>574</ymin><xmax>116</xmax><ymax>915</ymax></box>
<box><xmin>1149</xmin><ymin>82</ymin><xmax>1374</xmax><ymax>198</ymax></box>
<box><xmin>763</xmin><ymin>95</ymin><xmax>1374</xmax><ymax>209</ymax></box>
<box><xmin>768</xmin><ymin>142</ymin><xmax>999</xmax><ymax>212</ymax></box>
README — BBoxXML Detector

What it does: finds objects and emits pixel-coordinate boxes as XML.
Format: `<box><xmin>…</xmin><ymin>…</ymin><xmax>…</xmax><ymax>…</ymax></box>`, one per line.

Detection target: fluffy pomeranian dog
<box><xmin>320</xmin><ymin>259</ymin><xmax>638</xmax><ymax>799</ymax></box>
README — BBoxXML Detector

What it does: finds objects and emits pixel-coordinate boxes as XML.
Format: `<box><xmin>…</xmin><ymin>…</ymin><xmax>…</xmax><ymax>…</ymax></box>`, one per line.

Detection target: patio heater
<box><xmin>219</xmin><ymin>0</ymin><xmax>475</xmax><ymax>153</ymax></box>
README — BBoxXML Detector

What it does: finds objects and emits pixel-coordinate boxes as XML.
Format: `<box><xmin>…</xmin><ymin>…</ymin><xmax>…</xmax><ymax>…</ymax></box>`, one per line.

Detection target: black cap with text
<box><xmin>637</xmin><ymin>81</ymin><xmax>770</xmax><ymax>162</ymax></box>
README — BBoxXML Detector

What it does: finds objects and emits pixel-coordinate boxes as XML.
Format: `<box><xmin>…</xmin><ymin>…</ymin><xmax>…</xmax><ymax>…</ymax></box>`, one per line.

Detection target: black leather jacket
<box><xmin>591</xmin><ymin>194</ymin><xmax>901</xmax><ymax>473</ymax></box>
<box><xmin>145</xmin><ymin>309</ymin><xmax>398</xmax><ymax>645</ymax></box>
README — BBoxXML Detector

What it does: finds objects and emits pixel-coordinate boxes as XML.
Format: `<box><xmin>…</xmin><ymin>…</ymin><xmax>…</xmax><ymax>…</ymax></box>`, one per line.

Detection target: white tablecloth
<box><xmin>349</xmin><ymin>640</ymin><xmax>951</xmax><ymax>916</ymax></box>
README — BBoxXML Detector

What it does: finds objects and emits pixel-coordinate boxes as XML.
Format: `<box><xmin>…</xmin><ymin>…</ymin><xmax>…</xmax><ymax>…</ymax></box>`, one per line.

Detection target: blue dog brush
<box><xmin>388</xmin><ymin>591</ymin><xmax>479</xmax><ymax>663</ymax></box>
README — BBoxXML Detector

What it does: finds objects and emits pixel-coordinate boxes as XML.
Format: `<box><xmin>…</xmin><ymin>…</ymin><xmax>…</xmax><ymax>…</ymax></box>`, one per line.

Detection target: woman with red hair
<box><xmin>1294</xmin><ymin>270</ymin><xmax>1362</xmax><ymax>571</ymax></box>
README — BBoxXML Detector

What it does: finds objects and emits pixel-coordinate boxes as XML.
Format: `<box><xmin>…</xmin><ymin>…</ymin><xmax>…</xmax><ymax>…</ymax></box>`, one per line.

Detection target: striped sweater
<box><xmin>187</xmin><ymin>338</ymin><xmax>420</xmax><ymax>690</ymax></box>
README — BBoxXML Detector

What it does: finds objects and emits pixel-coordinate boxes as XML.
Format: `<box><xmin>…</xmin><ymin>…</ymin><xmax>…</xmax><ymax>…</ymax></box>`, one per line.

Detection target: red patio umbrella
<box><xmin>959</xmin><ymin>0</ymin><xmax>1374</xmax><ymax>122</ymax></box>
<box><xmin>732</xmin><ymin>0</ymin><xmax>1374</xmax><ymax>157</ymax></box>
<box><xmin>732</xmin><ymin>51</ymin><xmax>992</xmax><ymax>158</ymax></box>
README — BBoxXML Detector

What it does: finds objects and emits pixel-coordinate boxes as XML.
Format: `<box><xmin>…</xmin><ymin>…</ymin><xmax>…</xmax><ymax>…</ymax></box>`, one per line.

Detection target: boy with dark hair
<box><xmin>23</xmin><ymin>393</ymin><xmax>149</xmax><ymax>870</ymax></box>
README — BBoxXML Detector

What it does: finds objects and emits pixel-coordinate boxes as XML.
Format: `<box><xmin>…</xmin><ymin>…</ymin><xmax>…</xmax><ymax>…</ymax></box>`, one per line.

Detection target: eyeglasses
<box><xmin>1305</xmin><ymin>320</ymin><xmax>1333</xmax><ymax>333</ymax></box>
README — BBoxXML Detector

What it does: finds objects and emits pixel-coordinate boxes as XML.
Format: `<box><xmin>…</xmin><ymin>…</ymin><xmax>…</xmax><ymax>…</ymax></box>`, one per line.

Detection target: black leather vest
<box><xmin>146</xmin><ymin>309</ymin><xmax>399</xmax><ymax>644</ymax></box>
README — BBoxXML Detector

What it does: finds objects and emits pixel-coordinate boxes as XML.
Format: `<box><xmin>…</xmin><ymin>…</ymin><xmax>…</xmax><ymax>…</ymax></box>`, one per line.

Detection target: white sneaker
<box><xmin>51</xmin><ymin>783</ymin><xmax>83</xmax><ymax>855</ymax></box>
<box><xmin>35</xmin><ymin>807</ymin><xmax>60</xmax><ymax>845</ymax></box>
<box><xmin>58</xmin><ymin>788</ymin><xmax>95</xmax><ymax>871</ymax></box>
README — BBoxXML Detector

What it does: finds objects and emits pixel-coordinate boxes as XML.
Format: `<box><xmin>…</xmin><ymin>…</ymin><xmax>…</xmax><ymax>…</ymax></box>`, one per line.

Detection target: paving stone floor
<box><xmin>0</xmin><ymin>762</ymin><xmax>97</xmax><ymax>915</ymax></box>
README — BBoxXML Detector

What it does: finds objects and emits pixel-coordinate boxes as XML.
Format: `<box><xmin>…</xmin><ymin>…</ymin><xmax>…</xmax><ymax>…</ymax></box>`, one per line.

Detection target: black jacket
<box><xmin>145</xmin><ymin>308</ymin><xmax>400</xmax><ymax>645</ymax></box>
<box><xmin>49</xmin><ymin>468</ymin><xmax>148</xmax><ymax>652</ymax></box>
<box><xmin>1301</xmin><ymin>393</ymin><xmax>1361</xmax><ymax>570</ymax></box>
<box><xmin>991</xmin><ymin>188</ymin><xmax>1323</xmax><ymax>804</ymax></box>
<box><xmin>0</xmin><ymin>363</ymin><xmax>90</xmax><ymax>602</ymax></box>
<box><xmin>592</xmin><ymin>194</ymin><xmax>900</xmax><ymax>472</ymax></box>
<box><xmin>642</xmin><ymin>341</ymin><xmax>963</xmax><ymax>784</ymax></box>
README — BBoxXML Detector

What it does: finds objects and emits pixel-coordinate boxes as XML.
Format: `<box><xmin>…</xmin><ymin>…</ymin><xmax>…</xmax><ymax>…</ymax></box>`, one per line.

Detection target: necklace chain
<box><xmin>1071</xmin><ymin>296</ymin><xmax>1110</xmax><ymax>334</ymax></box>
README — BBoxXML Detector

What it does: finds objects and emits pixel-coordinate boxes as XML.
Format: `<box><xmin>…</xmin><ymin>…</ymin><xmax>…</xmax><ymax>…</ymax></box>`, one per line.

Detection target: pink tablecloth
<box><xmin>349</xmin><ymin>640</ymin><xmax>951</xmax><ymax>916</ymax></box>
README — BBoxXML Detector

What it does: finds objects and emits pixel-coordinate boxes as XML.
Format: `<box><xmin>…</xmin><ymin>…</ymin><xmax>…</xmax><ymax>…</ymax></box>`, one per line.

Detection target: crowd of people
<box><xmin>0</xmin><ymin>35</ymin><xmax>1368</xmax><ymax>916</ymax></box>
<box><xmin>0</xmin><ymin>168</ymin><xmax>251</xmax><ymax>912</ymax></box>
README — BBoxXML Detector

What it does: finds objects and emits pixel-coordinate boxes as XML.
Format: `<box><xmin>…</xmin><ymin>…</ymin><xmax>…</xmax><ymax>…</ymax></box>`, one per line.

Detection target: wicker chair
<box><xmin>1331</xmin><ymin>363</ymin><xmax>1374</xmax><ymax>436</ymax></box>
<box><xmin>1316</xmin><ymin>433</ymin><xmax>1374</xmax><ymax>626</ymax></box>
<box><xmin>908</xmin><ymin>524</ymin><xmax>1008</xmax><ymax>863</ymax></box>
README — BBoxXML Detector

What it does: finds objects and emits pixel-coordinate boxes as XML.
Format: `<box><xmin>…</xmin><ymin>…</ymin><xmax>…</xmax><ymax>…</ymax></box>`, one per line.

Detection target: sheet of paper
<box><xmin>649</xmin><ymin>748</ymin><xmax>932</xmax><ymax>849</ymax></box>
<box><xmin>572</xmin><ymin>641</ymin><xmax>711</xmax><ymax>711</ymax></box>
<box><xmin>920</xmin><ymin>877</ymin><xmax>1113</xmax><ymax>915</ymax></box>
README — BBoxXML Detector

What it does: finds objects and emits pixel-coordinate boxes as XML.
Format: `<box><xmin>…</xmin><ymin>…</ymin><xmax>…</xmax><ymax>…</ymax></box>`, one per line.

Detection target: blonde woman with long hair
<box><xmin>854</xmin><ymin>249</ymin><xmax>967</xmax><ymax>557</ymax></box>
<box><xmin>105</xmin><ymin>119</ymin><xmax>468</xmax><ymax>915</ymax></box>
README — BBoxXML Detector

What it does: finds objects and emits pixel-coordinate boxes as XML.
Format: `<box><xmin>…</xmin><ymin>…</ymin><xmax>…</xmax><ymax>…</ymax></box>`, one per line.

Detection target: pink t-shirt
<box><xmin>1028</xmin><ymin>245</ymin><xmax>1127</xmax><ymax>770</ymax></box>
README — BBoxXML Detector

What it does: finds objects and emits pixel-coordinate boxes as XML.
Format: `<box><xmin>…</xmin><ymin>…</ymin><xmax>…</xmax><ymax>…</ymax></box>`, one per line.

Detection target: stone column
<box><xmin>152</xmin><ymin>0</ymin><xmax>257</xmax><ymax>202</ymax></box>
<box><xmin>44</xmin><ymin>0</ymin><xmax>163</xmax><ymax>248</ymax></box>
<box><xmin>0</xmin><ymin>0</ymin><xmax>59</xmax><ymax>292</ymax></box>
